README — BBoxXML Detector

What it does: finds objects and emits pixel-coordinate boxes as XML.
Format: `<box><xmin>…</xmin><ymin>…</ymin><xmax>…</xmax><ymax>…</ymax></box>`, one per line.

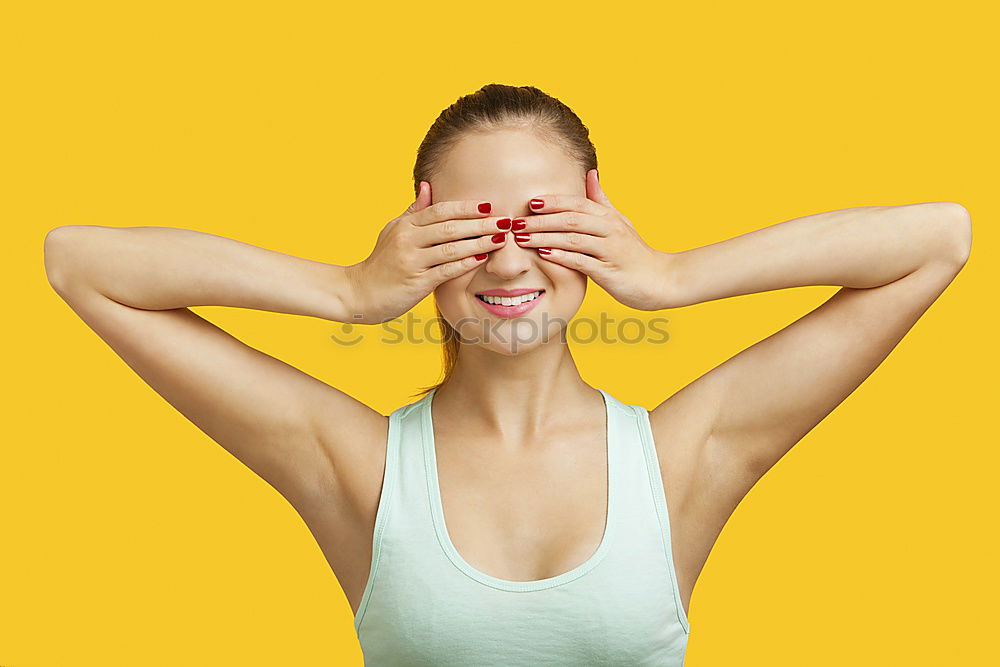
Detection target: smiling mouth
<box><xmin>474</xmin><ymin>290</ymin><xmax>545</xmax><ymax>306</ymax></box>
<box><xmin>472</xmin><ymin>289</ymin><xmax>547</xmax><ymax>318</ymax></box>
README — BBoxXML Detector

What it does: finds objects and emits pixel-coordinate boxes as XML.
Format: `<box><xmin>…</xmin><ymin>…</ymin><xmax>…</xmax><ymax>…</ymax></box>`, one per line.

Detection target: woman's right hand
<box><xmin>343</xmin><ymin>181</ymin><xmax>510</xmax><ymax>324</ymax></box>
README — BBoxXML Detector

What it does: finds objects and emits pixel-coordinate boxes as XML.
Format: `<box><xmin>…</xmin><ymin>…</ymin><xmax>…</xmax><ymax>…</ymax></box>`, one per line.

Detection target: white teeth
<box><xmin>479</xmin><ymin>291</ymin><xmax>541</xmax><ymax>306</ymax></box>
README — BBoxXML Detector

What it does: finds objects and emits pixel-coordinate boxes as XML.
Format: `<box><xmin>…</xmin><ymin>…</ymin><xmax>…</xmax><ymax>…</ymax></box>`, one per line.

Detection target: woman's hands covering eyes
<box><xmin>343</xmin><ymin>181</ymin><xmax>508</xmax><ymax>323</ymax></box>
<box><xmin>513</xmin><ymin>169</ymin><xmax>672</xmax><ymax>311</ymax></box>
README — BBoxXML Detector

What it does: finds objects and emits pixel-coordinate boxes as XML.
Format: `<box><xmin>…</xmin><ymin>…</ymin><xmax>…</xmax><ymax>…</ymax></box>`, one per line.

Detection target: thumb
<box><xmin>405</xmin><ymin>180</ymin><xmax>433</xmax><ymax>214</ymax></box>
<box><xmin>586</xmin><ymin>169</ymin><xmax>615</xmax><ymax>210</ymax></box>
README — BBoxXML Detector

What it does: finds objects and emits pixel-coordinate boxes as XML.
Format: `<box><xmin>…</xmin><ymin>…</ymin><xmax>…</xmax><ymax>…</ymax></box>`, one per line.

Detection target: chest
<box><xmin>356</xmin><ymin>408</ymin><xmax>691</xmax><ymax>664</ymax></box>
<box><xmin>432</xmin><ymin>428</ymin><xmax>610</xmax><ymax>582</ymax></box>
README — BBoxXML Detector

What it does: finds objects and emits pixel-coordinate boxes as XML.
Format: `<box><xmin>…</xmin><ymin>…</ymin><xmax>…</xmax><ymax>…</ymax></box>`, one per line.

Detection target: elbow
<box><xmin>43</xmin><ymin>225</ymin><xmax>88</xmax><ymax>295</ymax></box>
<box><xmin>935</xmin><ymin>202</ymin><xmax>973</xmax><ymax>270</ymax></box>
<box><xmin>43</xmin><ymin>226</ymin><xmax>71</xmax><ymax>293</ymax></box>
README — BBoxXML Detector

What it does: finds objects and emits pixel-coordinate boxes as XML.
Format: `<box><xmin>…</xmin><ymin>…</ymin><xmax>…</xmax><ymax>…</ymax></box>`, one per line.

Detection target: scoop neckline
<box><xmin>421</xmin><ymin>386</ymin><xmax>617</xmax><ymax>592</ymax></box>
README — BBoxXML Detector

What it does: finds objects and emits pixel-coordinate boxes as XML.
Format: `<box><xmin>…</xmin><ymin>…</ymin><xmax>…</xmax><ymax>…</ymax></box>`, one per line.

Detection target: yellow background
<box><xmin>2</xmin><ymin>1</ymin><xmax>996</xmax><ymax>665</ymax></box>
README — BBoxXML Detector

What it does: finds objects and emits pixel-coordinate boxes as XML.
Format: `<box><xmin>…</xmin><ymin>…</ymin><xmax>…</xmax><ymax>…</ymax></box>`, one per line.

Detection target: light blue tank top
<box><xmin>353</xmin><ymin>387</ymin><xmax>690</xmax><ymax>665</ymax></box>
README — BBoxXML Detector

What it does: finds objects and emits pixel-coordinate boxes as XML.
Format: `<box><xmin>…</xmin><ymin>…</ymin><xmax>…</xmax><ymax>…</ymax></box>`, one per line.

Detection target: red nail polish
<box><xmin>491</xmin><ymin>233</ymin><xmax>506</xmax><ymax>243</ymax></box>
<box><xmin>529</xmin><ymin>199</ymin><xmax>544</xmax><ymax>210</ymax></box>
<box><xmin>511</xmin><ymin>219</ymin><xmax>526</xmax><ymax>231</ymax></box>
<box><xmin>478</xmin><ymin>202</ymin><xmax>492</xmax><ymax>214</ymax></box>
<box><xmin>514</xmin><ymin>233</ymin><xmax>530</xmax><ymax>242</ymax></box>
<box><xmin>496</xmin><ymin>218</ymin><xmax>512</xmax><ymax>230</ymax></box>
<box><xmin>475</xmin><ymin>253</ymin><xmax>488</xmax><ymax>260</ymax></box>
<box><xmin>537</xmin><ymin>247</ymin><xmax>552</xmax><ymax>255</ymax></box>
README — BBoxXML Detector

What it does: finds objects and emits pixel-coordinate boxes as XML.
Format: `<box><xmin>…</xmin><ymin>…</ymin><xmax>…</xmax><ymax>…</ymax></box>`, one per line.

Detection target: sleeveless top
<box><xmin>353</xmin><ymin>387</ymin><xmax>691</xmax><ymax>665</ymax></box>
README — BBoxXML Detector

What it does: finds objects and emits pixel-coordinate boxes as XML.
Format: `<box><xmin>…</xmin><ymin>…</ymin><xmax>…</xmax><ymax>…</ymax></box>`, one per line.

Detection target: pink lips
<box><xmin>474</xmin><ymin>289</ymin><xmax>545</xmax><ymax>318</ymax></box>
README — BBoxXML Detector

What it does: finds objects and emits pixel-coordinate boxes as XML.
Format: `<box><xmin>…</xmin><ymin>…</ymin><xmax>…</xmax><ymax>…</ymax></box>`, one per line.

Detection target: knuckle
<box><xmin>440</xmin><ymin>242</ymin><xmax>458</xmax><ymax>259</ymax></box>
<box><xmin>399</xmin><ymin>257</ymin><xmax>416</xmax><ymax>275</ymax></box>
<box><xmin>441</xmin><ymin>219</ymin><xmax>457</xmax><ymax>239</ymax></box>
<box><xmin>564</xmin><ymin>213</ymin><xmax>579</xmax><ymax>229</ymax></box>
<box><xmin>404</xmin><ymin>207</ymin><xmax>425</xmax><ymax>226</ymax></box>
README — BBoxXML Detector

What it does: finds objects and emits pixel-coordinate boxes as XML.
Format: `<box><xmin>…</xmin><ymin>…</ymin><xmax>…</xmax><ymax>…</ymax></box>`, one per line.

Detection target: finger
<box><xmin>534</xmin><ymin>246</ymin><xmax>606</xmax><ymax>277</ymax></box>
<box><xmin>514</xmin><ymin>211</ymin><xmax>609</xmax><ymax>237</ymax></box>
<box><xmin>410</xmin><ymin>198</ymin><xmax>494</xmax><ymax>227</ymax></box>
<box><xmin>420</xmin><ymin>231</ymin><xmax>508</xmax><ymax>267</ymax></box>
<box><xmin>527</xmin><ymin>191</ymin><xmax>610</xmax><ymax>218</ymax></box>
<box><xmin>586</xmin><ymin>169</ymin><xmax>616</xmax><ymax>210</ymax></box>
<box><xmin>425</xmin><ymin>252</ymin><xmax>491</xmax><ymax>286</ymax></box>
<box><xmin>512</xmin><ymin>230</ymin><xmax>609</xmax><ymax>260</ymax></box>
<box><xmin>418</xmin><ymin>216</ymin><xmax>514</xmax><ymax>247</ymax></box>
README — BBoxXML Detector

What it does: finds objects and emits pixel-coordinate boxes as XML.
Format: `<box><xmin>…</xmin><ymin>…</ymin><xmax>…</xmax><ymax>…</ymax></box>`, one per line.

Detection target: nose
<box><xmin>484</xmin><ymin>229</ymin><xmax>535</xmax><ymax>280</ymax></box>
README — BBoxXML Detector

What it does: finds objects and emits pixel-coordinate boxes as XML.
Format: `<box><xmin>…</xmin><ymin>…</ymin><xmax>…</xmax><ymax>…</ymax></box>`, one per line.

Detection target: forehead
<box><xmin>431</xmin><ymin>127</ymin><xmax>584</xmax><ymax>202</ymax></box>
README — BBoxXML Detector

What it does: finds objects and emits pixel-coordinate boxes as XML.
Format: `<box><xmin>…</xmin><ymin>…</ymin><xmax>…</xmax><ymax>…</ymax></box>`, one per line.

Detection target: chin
<box><xmin>467</xmin><ymin>314</ymin><xmax>570</xmax><ymax>356</ymax></box>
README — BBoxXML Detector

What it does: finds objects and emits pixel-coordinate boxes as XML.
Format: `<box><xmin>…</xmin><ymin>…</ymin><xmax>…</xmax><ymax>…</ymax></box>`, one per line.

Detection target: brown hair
<box><xmin>410</xmin><ymin>84</ymin><xmax>598</xmax><ymax>399</ymax></box>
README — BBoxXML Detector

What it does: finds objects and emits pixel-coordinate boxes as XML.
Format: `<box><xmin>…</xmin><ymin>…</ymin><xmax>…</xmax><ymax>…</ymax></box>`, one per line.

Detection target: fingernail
<box><xmin>511</xmin><ymin>218</ymin><xmax>526</xmax><ymax>231</ymax></box>
<box><xmin>496</xmin><ymin>218</ymin><xmax>512</xmax><ymax>230</ymax></box>
<box><xmin>529</xmin><ymin>199</ymin><xmax>544</xmax><ymax>210</ymax></box>
<box><xmin>478</xmin><ymin>202</ymin><xmax>492</xmax><ymax>214</ymax></box>
<box><xmin>475</xmin><ymin>253</ymin><xmax>488</xmax><ymax>260</ymax></box>
<box><xmin>514</xmin><ymin>233</ymin><xmax>530</xmax><ymax>243</ymax></box>
<box><xmin>491</xmin><ymin>233</ymin><xmax>506</xmax><ymax>244</ymax></box>
<box><xmin>537</xmin><ymin>248</ymin><xmax>552</xmax><ymax>255</ymax></box>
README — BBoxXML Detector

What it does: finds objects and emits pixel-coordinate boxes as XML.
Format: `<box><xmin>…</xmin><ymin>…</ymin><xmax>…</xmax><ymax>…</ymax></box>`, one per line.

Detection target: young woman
<box><xmin>43</xmin><ymin>84</ymin><xmax>972</xmax><ymax>666</ymax></box>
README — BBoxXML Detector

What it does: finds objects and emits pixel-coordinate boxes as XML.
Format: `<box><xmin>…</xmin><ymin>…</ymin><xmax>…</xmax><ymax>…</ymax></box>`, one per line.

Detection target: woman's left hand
<box><xmin>514</xmin><ymin>169</ymin><xmax>673</xmax><ymax>311</ymax></box>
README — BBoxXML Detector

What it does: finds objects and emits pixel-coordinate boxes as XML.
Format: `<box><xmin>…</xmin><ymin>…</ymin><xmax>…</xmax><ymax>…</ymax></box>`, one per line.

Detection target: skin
<box><xmin>43</xmin><ymin>125</ymin><xmax>972</xmax><ymax>625</ymax></box>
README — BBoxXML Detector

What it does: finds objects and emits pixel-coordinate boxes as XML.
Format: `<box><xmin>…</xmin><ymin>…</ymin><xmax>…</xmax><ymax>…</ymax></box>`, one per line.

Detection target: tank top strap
<box><xmin>612</xmin><ymin>396</ymin><xmax>691</xmax><ymax>635</ymax></box>
<box><xmin>353</xmin><ymin>391</ymin><xmax>436</xmax><ymax>632</ymax></box>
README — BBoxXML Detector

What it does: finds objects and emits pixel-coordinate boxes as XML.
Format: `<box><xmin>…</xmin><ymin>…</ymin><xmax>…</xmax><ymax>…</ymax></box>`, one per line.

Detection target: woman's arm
<box><xmin>641</xmin><ymin>202</ymin><xmax>971</xmax><ymax>606</ymax></box>
<box><xmin>651</xmin><ymin>202</ymin><xmax>971</xmax><ymax>469</ymax></box>
<box><xmin>43</xmin><ymin>224</ymin><xmax>384</xmax><ymax>521</ymax></box>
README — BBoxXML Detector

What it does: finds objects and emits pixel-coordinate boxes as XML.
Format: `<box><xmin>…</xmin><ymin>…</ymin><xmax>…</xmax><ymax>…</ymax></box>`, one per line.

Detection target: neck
<box><xmin>432</xmin><ymin>339</ymin><xmax>600</xmax><ymax>441</ymax></box>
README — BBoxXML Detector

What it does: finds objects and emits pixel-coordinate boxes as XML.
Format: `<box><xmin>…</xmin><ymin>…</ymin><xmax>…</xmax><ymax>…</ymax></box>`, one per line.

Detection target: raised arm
<box><xmin>42</xmin><ymin>224</ymin><xmax>382</xmax><ymax>515</ymax></box>
<box><xmin>652</xmin><ymin>202</ymin><xmax>972</xmax><ymax>480</ymax></box>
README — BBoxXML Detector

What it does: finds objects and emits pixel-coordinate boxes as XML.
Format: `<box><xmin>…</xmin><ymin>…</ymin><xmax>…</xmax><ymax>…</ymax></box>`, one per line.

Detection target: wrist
<box><xmin>653</xmin><ymin>250</ymin><xmax>685</xmax><ymax>310</ymax></box>
<box><xmin>325</xmin><ymin>262</ymin><xmax>365</xmax><ymax>323</ymax></box>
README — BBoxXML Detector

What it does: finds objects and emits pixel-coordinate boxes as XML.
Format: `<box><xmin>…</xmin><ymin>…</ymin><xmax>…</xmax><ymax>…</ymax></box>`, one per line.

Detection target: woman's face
<box><xmin>430</xmin><ymin>127</ymin><xmax>588</xmax><ymax>356</ymax></box>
